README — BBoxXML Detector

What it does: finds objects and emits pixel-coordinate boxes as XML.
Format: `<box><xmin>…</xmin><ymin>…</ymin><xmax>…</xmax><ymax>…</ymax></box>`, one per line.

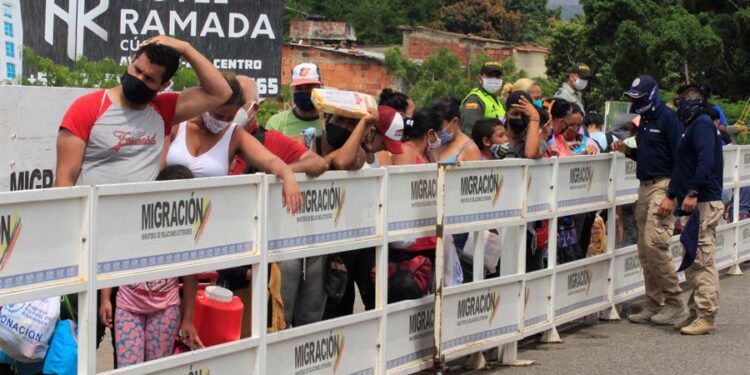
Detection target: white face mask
<box><xmin>203</xmin><ymin>112</ymin><xmax>231</xmax><ymax>134</ymax></box>
<box><xmin>232</xmin><ymin>102</ymin><xmax>257</xmax><ymax>127</ymax></box>
<box><xmin>574</xmin><ymin>78</ymin><xmax>588</xmax><ymax>91</ymax></box>
<box><xmin>482</xmin><ymin>78</ymin><xmax>504</xmax><ymax>94</ymax></box>
<box><xmin>427</xmin><ymin>130</ymin><xmax>442</xmax><ymax>151</ymax></box>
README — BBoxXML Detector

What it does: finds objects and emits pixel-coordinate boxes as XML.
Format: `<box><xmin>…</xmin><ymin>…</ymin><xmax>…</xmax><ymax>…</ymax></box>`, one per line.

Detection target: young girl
<box><xmin>100</xmin><ymin>165</ymin><xmax>202</xmax><ymax>368</ymax></box>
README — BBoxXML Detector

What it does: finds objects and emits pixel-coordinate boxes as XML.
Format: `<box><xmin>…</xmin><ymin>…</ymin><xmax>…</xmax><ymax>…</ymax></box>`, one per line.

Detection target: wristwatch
<box><xmin>687</xmin><ymin>189</ymin><xmax>699</xmax><ymax>198</ymax></box>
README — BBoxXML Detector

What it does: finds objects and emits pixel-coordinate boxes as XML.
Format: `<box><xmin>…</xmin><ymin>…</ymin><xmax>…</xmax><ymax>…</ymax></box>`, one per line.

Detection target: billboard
<box><xmin>18</xmin><ymin>0</ymin><xmax>283</xmax><ymax>96</ymax></box>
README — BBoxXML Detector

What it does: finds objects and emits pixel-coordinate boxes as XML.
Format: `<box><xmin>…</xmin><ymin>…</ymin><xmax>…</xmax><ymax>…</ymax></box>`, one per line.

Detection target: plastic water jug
<box><xmin>193</xmin><ymin>286</ymin><xmax>243</xmax><ymax>347</ymax></box>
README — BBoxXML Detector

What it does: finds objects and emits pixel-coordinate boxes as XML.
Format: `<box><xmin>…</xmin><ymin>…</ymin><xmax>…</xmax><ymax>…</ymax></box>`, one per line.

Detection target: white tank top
<box><xmin>166</xmin><ymin>122</ymin><xmax>237</xmax><ymax>178</ymax></box>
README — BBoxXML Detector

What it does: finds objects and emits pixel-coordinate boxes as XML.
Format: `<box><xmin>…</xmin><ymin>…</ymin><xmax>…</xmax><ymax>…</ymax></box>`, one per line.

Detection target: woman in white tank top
<box><xmin>165</xmin><ymin>72</ymin><xmax>302</xmax><ymax>214</ymax></box>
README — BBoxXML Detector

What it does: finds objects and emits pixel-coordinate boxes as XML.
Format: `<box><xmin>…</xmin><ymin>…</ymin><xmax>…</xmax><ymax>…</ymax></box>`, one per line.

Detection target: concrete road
<box><xmin>454</xmin><ymin>264</ymin><xmax>750</xmax><ymax>375</ymax></box>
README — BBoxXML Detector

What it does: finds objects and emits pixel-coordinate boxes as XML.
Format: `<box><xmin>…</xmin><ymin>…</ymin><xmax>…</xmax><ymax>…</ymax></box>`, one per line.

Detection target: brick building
<box><xmin>280</xmin><ymin>20</ymin><xmax>549</xmax><ymax>98</ymax></box>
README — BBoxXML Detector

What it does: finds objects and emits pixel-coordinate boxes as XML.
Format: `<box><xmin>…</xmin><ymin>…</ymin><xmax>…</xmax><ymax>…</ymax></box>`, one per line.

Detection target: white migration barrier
<box><xmin>1</xmin><ymin>149</ymin><xmax>750</xmax><ymax>374</ymax></box>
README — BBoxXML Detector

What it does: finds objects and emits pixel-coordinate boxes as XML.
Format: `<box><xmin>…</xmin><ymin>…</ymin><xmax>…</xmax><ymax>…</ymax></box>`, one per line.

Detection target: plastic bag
<box><xmin>42</xmin><ymin>320</ymin><xmax>77</xmax><ymax>375</ymax></box>
<box><xmin>460</xmin><ymin>230</ymin><xmax>503</xmax><ymax>273</ymax></box>
<box><xmin>0</xmin><ymin>297</ymin><xmax>60</xmax><ymax>363</ymax></box>
<box><xmin>443</xmin><ymin>235</ymin><xmax>464</xmax><ymax>286</ymax></box>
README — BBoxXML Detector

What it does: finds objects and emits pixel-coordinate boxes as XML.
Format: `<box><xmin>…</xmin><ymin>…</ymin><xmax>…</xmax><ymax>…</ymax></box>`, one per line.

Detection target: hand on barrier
<box><xmin>282</xmin><ymin>177</ymin><xmax>302</xmax><ymax>214</ymax></box>
<box><xmin>139</xmin><ymin>35</ymin><xmax>189</xmax><ymax>55</ymax></box>
<box><xmin>611</xmin><ymin>140</ymin><xmax>631</xmax><ymax>155</ymax></box>
<box><xmin>363</xmin><ymin>106</ymin><xmax>380</xmax><ymax>125</ymax></box>
<box><xmin>99</xmin><ymin>299</ymin><xmax>113</xmax><ymax>329</ymax></box>
<box><xmin>179</xmin><ymin>321</ymin><xmax>205</xmax><ymax>349</ymax></box>
<box><xmin>655</xmin><ymin>196</ymin><xmax>675</xmax><ymax>218</ymax></box>
<box><xmin>584</xmin><ymin>145</ymin><xmax>600</xmax><ymax>155</ymax></box>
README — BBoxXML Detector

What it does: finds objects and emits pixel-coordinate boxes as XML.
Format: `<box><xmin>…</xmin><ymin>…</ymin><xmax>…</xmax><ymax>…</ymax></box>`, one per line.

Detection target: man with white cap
<box><xmin>612</xmin><ymin>74</ymin><xmax>687</xmax><ymax>326</ymax></box>
<box><xmin>266</xmin><ymin>63</ymin><xmax>323</xmax><ymax>138</ymax></box>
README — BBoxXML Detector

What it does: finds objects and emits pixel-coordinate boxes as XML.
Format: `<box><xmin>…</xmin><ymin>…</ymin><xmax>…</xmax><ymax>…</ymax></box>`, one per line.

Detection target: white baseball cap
<box><xmin>291</xmin><ymin>63</ymin><xmax>322</xmax><ymax>87</ymax></box>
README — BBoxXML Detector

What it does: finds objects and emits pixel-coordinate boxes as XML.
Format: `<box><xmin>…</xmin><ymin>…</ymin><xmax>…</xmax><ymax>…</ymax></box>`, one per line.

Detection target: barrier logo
<box><xmin>141</xmin><ymin>193</ymin><xmax>212</xmax><ymax>244</ymax></box>
<box><xmin>0</xmin><ymin>213</ymin><xmax>22</xmax><ymax>272</ymax></box>
<box><xmin>456</xmin><ymin>289</ymin><xmax>501</xmax><ymax>326</ymax></box>
<box><xmin>297</xmin><ymin>184</ymin><xmax>346</xmax><ymax>226</ymax></box>
<box><xmin>408</xmin><ymin>307</ymin><xmax>434</xmax><ymax>341</ymax></box>
<box><xmin>410</xmin><ymin>178</ymin><xmax>437</xmax><ymax>208</ymax></box>
<box><xmin>184</xmin><ymin>365</ymin><xmax>210</xmax><ymax>375</ymax></box>
<box><xmin>294</xmin><ymin>332</ymin><xmax>345</xmax><ymax>375</ymax></box>
<box><xmin>624</xmin><ymin>254</ymin><xmax>641</xmax><ymax>276</ymax></box>
<box><xmin>459</xmin><ymin>172</ymin><xmax>504</xmax><ymax>206</ymax></box>
<box><xmin>569</xmin><ymin>166</ymin><xmax>594</xmax><ymax>192</ymax></box>
<box><xmin>567</xmin><ymin>268</ymin><xmax>592</xmax><ymax>296</ymax></box>
<box><xmin>670</xmin><ymin>243</ymin><xmax>684</xmax><ymax>260</ymax></box>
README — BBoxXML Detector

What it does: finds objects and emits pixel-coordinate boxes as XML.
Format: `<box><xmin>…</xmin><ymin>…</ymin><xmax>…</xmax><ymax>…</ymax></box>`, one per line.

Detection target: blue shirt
<box><xmin>668</xmin><ymin>114</ymin><xmax>723</xmax><ymax>203</ymax></box>
<box><xmin>712</xmin><ymin>104</ymin><xmax>728</xmax><ymax>126</ymax></box>
<box><xmin>627</xmin><ymin>101</ymin><xmax>684</xmax><ymax>181</ymax></box>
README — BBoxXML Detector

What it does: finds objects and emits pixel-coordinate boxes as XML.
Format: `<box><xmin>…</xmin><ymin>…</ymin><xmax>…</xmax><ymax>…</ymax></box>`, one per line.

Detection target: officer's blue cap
<box><xmin>678</xmin><ymin>208</ymin><xmax>700</xmax><ymax>272</ymax></box>
<box><xmin>624</xmin><ymin>75</ymin><xmax>657</xmax><ymax>99</ymax></box>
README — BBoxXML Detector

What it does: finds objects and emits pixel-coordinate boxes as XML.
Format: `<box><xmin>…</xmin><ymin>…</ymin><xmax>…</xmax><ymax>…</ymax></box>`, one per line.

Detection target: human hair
<box><xmin>221</xmin><ymin>72</ymin><xmax>247</xmax><ymax>108</ymax></box>
<box><xmin>707</xmin><ymin>107</ymin><xmax>721</xmax><ymax>121</ymax></box>
<box><xmin>585</xmin><ymin>112</ymin><xmax>603</xmax><ymax>128</ymax></box>
<box><xmin>430</xmin><ymin>97</ymin><xmax>461</xmax><ymax>122</ymax></box>
<box><xmin>157</xmin><ymin>164</ymin><xmax>194</xmax><ymax>181</ymax></box>
<box><xmin>550</xmin><ymin>98</ymin><xmax>574</xmax><ymax>120</ymax></box>
<box><xmin>403</xmin><ymin>108</ymin><xmax>443</xmax><ymax>141</ymax></box>
<box><xmin>134</xmin><ymin>43</ymin><xmax>181</xmax><ymax>84</ymax></box>
<box><xmin>501</xmin><ymin>78</ymin><xmax>535</xmax><ymax>98</ymax></box>
<box><xmin>379</xmin><ymin>88</ymin><xmax>411</xmax><ymax>113</ymax></box>
<box><xmin>472</xmin><ymin>118</ymin><xmax>502</xmax><ymax>148</ymax></box>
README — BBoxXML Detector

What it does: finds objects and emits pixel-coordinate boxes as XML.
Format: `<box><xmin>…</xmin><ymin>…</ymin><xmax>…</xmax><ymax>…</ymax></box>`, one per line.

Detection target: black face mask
<box><xmin>507</xmin><ymin>117</ymin><xmax>528</xmax><ymax>136</ymax></box>
<box><xmin>121</xmin><ymin>71</ymin><xmax>158</xmax><ymax>105</ymax></box>
<box><xmin>325</xmin><ymin>122</ymin><xmax>352</xmax><ymax>149</ymax></box>
<box><xmin>630</xmin><ymin>96</ymin><xmax>654</xmax><ymax>115</ymax></box>
<box><xmin>293</xmin><ymin>92</ymin><xmax>316</xmax><ymax>112</ymax></box>
<box><xmin>677</xmin><ymin>98</ymin><xmax>707</xmax><ymax>125</ymax></box>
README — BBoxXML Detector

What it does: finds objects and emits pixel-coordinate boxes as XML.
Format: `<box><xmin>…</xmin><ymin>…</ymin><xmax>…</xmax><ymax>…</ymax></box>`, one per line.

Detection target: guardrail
<box><xmin>1</xmin><ymin>148</ymin><xmax>748</xmax><ymax>374</ymax></box>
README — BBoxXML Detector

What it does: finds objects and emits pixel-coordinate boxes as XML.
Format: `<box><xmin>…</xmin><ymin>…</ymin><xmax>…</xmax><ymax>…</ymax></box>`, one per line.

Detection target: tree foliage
<box><xmin>21</xmin><ymin>46</ymin><xmax>197</xmax><ymax>90</ymax></box>
<box><xmin>385</xmin><ymin>47</ymin><xmax>535</xmax><ymax>107</ymax></box>
<box><xmin>545</xmin><ymin>0</ymin><xmax>748</xmax><ymax>114</ymax></box>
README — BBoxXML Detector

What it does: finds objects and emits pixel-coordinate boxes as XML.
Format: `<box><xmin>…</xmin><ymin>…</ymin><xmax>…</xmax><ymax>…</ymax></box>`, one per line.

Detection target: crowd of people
<box><xmin>1</xmin><ymin>35</ymin><xmax>733</xmax><ymax>372</ymax></box>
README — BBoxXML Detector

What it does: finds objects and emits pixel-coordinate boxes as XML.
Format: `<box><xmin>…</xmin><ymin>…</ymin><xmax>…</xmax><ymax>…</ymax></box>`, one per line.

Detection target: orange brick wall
<box><xmin>281</xmin><ymin>46</ymin><xmax>399</xmax><ymax>98</ymax></box>
<box><xmin>402</xmin><ymin>29</ymin><xmax>513</xmax><ymax>65</ymax></box>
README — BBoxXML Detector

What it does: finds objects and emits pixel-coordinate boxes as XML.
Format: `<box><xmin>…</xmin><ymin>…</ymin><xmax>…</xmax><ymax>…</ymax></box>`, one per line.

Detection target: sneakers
<box><xmin>680</xmin><ymin>316</ymin><xmax>715</xmax><ymax>335</ymax></box>
<box><xmin>628</xmin><ymin>305</ymin><xmax>659</xmax><ymax>324</ymax></box>
<box><xmin>673</xmin><ymin>313</ymin><xmax>698</xmax><ymax>331</ymax></box>
<box><xmin>650</xmin><ymin>305</ymin><xmax>688</xmax><ymax>325</ymax></box>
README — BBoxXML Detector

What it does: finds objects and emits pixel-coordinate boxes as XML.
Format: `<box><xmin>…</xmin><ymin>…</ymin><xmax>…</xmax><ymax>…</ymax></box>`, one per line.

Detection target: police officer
<box><xmin>668</xmin><ymin>84</ymin><xmax>723</xmax><ymax>335</ymax></box>
<box><xmin>460</xmin><ymin>61</ymin><xmax>506</xmax><ymax>135</ymax></box>
<box><xmin>554</xmin><ymin>62</ymin><xmax>592</xmax><ymax>112</ymax></box>
<box><xmin>612</xmin><ymin>75</ymin><xmax>688</xmax><ymax>325</ymax></box>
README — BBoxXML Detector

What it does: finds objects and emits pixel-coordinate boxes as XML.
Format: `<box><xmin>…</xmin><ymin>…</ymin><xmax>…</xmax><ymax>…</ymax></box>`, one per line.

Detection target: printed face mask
<box><xmin>233</xmin><ymin>102</ymin><xmax>257</xmax><ymax>126</ymax></box>
<box><xmin>427</xmin><ymin>130</ymin><xmax>442</xmax><ymax>151</ymax></box>
<box><xmin>203</xmin><ymin>112</ymin><xmax>231</xmax><ymax>134</ymax></box>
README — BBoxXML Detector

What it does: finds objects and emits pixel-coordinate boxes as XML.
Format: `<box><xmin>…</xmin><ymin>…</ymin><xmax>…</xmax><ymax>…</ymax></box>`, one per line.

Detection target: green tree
<box><xmin>504</xmin><ymin>0</ymin><xmax>561</xmax><ymax>44</ymax></box>
<box><xmin>432</xmin><ymin>0</ymin><xmax>522</xmax><ymax>41</ymax></box>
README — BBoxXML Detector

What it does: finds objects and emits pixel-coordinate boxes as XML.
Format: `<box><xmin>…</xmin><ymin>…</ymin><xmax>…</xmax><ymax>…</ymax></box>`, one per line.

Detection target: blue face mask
<box><xmin>533</xmin><ymin>99</ymin><xmax>543</xmax><ymax>108</ymax></box>
<box><xmin>441</xmin><ymin>129</ymin><xmax>455</xmax><ymax>144</ymax></box>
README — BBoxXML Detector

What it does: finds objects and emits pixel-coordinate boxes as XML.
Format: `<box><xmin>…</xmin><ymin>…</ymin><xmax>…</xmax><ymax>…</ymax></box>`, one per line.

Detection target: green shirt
<box><xmin>265</xmin><ymin>109</ymin><xmax>321</xmax><ymax>137</ymax></box>
<box><xmin>460</xmin><ymin>88</ymin><xmax>506</xmax><ymax>135</ymax></box>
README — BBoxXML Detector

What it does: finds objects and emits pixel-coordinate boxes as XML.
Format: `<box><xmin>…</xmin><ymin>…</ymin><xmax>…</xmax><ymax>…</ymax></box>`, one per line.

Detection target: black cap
<box><xmin>697</xmin><ymin>81</ymin><xmax>713</xmax><ymax>98</ymax></box>
<box><xmin>570</xmin><ymin>63</ymin><xmax>593</xmax><ymax>79</ymax></box>
<box><xmin>624</xmin><ymin>75</ymin><xmax>657</xmax><ymax>98</ymax></box>
<box><xmin>676</xmin><ymin>83</ymin><xmax>709</xmax><ymax>99</ymax></box>
<box><xmin>480</xmin><ymin>61</ymin><xmax>503</xmax><ymax>75</ymax></box>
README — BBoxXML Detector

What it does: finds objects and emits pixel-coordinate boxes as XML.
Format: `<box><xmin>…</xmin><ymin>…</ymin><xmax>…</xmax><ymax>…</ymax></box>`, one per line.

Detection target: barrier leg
<box><xmin>463</xmin><ymin>352</ymin><xmax>487</xmax><ymax>370</ymax></box>
<box><xmin>541</xmin><ymin>326</ymin><xmax>562</xmax><ymax>343</ymax></box>
<box><xmin>727</xmin><ymin>264</ymin><xmax>744</xmax><ymax>276</ymax></box>
<box><xmin>600</xmin><ymin>305</ymin><xmax>621</xmax><ymax>321</ymax></box>
<box><xmin>499</xmin><ymin>342</ymin><xmax>535</xmax><ymax>366</ymax></box>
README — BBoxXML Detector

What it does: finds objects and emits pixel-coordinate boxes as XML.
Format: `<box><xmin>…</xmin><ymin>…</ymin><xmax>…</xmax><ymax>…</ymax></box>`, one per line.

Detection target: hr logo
<box><xmin>44</xmin><ymin>0</ymin><xmax>109</xmax><ymax>61</ymax></box>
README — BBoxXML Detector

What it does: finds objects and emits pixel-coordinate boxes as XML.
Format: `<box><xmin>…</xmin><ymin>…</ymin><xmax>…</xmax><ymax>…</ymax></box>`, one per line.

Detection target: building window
<box><xmin>3</xmin><ymin>21</ymin><xmax>12</xmax><ymax>37</ymax></box>
<box><xmin>4</xmin><ymin>41</ymin><xmax>13</xmax><ymax>58</ymax></box>
<box><xmin>3</xmin><ymin>5</ymin><xmax>11</xmax><ymax>19</ymax></box>
<box><xmin>6</xmin><ymin>62</ymin><xmax>15</xmax><ymax>79</ymax></box>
